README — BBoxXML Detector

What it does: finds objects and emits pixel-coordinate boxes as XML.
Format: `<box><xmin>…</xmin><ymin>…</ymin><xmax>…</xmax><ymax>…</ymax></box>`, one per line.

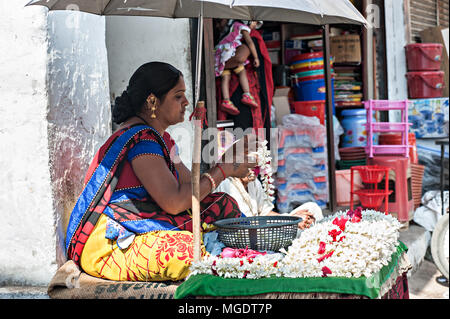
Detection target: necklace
<box><xmin>135</xmin><ymin>114</ymin><xmax>150</xmax><ymax>127</ymax></box>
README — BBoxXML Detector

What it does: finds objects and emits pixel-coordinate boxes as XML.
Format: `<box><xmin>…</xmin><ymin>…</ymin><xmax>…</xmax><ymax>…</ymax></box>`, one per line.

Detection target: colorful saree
<box><xmin>66</xmin><ymin>124</ymin><xmax>241</xmax><ymax>281</ymax></box>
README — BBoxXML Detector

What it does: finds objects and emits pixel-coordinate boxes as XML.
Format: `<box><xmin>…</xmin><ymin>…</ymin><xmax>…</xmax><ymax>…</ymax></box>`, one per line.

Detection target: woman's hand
<box><xmin>292</xmin><ymin>209</ymin><xmax>316</xmax><ymax>230</ymax></box>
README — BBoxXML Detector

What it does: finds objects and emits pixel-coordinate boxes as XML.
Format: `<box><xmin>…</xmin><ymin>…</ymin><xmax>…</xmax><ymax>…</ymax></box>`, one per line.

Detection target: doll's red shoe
<box><xmin>220</xmin><ymin>99</ymin><xmax>240</xmax><ymax>115</ymax></box>
<box><xmin>241</xmin><ymin>93</ymin><xmax>258</xmax><ymax>108</ymax></box>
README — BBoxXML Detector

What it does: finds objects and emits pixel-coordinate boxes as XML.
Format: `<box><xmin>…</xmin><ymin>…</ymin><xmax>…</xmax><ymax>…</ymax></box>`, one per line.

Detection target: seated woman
<box><xmin>215</xmin><ymin>170</ymin><xmax>323</xmax><ymax>230</ymax></box>
<box><xmin>65</xmin><ymin>62</ymin><xmax>257</xmax><ymax>282</ymax></box>
<box><xmin>215</xmin><ymin>131</ymin><xmax>323</xmax><ymax>230</ymax></box>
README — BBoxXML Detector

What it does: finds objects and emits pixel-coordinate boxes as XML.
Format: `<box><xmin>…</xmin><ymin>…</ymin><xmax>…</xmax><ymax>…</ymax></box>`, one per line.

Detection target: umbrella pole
<box><xmin>191</xmin><ymin>103</ymin><xmax>203</xmax><ymax>263</ymax></box>
<box><xmin>322</xmin><ymin>24</ymin><xmax>337</xmax><ymax>212</ymax></box>
<box><xmin>191</xmin><ymin>4</ymin><xmax>204</xmax><ymax>263</ymax></box>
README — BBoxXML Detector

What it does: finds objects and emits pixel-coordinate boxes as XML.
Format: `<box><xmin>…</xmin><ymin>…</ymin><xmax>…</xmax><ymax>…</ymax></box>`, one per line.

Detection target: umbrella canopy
<box><xmin>27</xmin><ymin>0</ymin><xmax>366</xmax><ymax>261</ymax></box>
<box><xmin>27</xmin><ymin>0</ymin><xmax>367</xmax><ymax>26</ymax></box>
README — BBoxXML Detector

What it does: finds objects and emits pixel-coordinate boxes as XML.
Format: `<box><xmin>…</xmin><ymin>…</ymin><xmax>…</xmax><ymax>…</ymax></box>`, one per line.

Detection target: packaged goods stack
<box><xmin>334</xmin><ymin>68</ymin><xmax>363</xmax><ymax>108</ymax></box>
<box><xmin>262</xmin><ymin>30</ymin><xmax>282</xmax><ymax>65</ymax></box>
<box><xmin>284</xmin><ymin>31</ymin><xmax>322</xmax><ymax>64</ymax></box>
<box><xmin>330</xmin><ymin>33</ymin><xmax>363</xmax><ymax>109</ymax></box>
<box><xmin>276</xmin><ymin>114</ymin><xmax>328</xmax><ymax>213</ymax></box>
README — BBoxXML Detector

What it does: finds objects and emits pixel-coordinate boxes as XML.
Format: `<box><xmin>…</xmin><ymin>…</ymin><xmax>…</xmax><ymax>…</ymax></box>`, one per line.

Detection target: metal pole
<box><xmin>441</xmin><ymin>142</ymin><xmax>444</xmax><ymax>215</ymax></box>
<box><xmin>322</xmin><ymin>24</ymin><xmax>337</xmax><ymax>212</ymax></box>
<box><xmin>194</xmin><ymin>2</ymin><xmax>204</xmax><ymax>106</ymax></box>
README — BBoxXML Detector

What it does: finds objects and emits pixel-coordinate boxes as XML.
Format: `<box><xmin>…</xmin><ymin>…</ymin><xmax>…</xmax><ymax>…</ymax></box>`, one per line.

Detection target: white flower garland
<box><xmin>189</xmin><ymin>209</ymin><xmax>402</xmax><ymax>280</ymax></box>
<box><xmin>280</xmin><ymin>209</ymin><xmax>402</xmax><ymax>278</ymax></box>
<box><xmin>254</xmin><ymin>140</ymin><xmax>275</xmax><ymax>202</ymax></box>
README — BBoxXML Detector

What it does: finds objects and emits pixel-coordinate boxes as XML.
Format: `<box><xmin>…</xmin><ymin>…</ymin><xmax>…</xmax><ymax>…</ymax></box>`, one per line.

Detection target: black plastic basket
<box><xmin>213</xmin><ymin>216</ymin><xmax>302</xmax><ymax>251</ymax></box>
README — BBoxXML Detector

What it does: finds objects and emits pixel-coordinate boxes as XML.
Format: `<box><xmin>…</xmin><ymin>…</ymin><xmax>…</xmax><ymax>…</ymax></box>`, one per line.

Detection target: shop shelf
<box><xmin>364</xmin><ymin>99</ymin><xmax>410</xmax><ymax>158</ymax></box>
<box><xmin>364</xmin><ymin>122</ymin><xmax>412</xmax><ymax>133</ymax></box>
<box><xmin>364</xmin><ymin>145</ymin><xmax>412</xmax><ymax>156</ymax></box>
<box><xmin>363</xmin><ymin>100</ymin><xmax>411</xmax><ymax>111</ymax></box>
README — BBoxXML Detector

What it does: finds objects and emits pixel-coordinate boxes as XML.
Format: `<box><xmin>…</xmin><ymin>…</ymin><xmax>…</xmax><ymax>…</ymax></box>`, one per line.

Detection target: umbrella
<box><xmin>27</xmin><ymin>0</ymin><xmax>367</xmax><ymax>261</ymax></box>
<box><xmin>27</xmin><ymin>0</ymin><xmax>367</xmax><ymax>25</ymax></box>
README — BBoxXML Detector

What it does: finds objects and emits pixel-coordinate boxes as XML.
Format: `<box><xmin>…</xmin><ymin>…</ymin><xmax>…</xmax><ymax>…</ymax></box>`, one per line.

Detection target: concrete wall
<box><xmin>0</xmin><ymin>0</ymin><xmax>55</xmax><ymax>286</ymax></box>
<box><xmin>105</xmin><ymin>16</ymin><xmax>194</xmax><ymax>167</ymax></box>
<box><xmin>0</xmin><ymin>1</ymin><xmax>111</xmax><ymax>285</ymax></box>
<box><xmin>46</xmin><ymin>11</ymin><xmax>111</xmax><ymax>268</ymax></box>
<box><xmin>0</xmin><ymin>4</ymin><xmax>194</xmax><ymax>286</ymax></box>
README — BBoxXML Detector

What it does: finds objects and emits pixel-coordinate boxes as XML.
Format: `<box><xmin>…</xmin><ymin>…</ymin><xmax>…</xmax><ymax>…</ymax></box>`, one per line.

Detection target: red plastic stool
<box><xmin>367</xmin><ymin>156</ymin><xmax>414</xmax><ymax>223</ymax></box>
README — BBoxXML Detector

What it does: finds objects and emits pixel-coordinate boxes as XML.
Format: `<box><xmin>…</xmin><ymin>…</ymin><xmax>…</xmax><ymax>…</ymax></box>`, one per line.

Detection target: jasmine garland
<box><xmin>189</xmin><ymin>209</ymin><xmax>402</xmax><ymax>279</ymax></box>
<box><xmin>254</xmin><ymin>140</ymin><xmax>275</xmax><ymax>202</ymax></box>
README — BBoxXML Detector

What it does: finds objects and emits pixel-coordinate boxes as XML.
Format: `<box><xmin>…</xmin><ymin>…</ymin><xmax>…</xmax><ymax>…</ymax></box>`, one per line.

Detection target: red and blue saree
<box><xmin>65</xmin><ymin>124</ymin><xmax>241</xmax><ymax>281</ymax></box>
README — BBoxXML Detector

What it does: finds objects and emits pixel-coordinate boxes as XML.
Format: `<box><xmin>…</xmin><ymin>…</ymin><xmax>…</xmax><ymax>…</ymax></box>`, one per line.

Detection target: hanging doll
<box><xmin>214</xmin><ymin>20</ymin><xmax>263</xmax><ymax>115</ymax></box>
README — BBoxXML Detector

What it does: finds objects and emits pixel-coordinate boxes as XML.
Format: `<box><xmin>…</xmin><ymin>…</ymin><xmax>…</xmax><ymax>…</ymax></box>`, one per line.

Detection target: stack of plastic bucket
<box><xmin>291</xmin><ymin>52</ymin><xmax>335</xmax><ymax>116</ymax></box>
<box><xmin>405</xmin><ymin>43</ymin><xmax>444</xmax><ymax>99</ymax></box>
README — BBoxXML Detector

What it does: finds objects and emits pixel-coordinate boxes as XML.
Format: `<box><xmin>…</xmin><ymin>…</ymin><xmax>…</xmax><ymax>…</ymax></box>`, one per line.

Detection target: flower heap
<box><xmin>254</xmin><ymin>140</ymin><xmax>275</xmax><ymax>202</ymax></box>
<box><xmin>189</xmin><ymin>250</ymin><xmax>284</xmax><ymax>279</ymax></box>
<box><xmin>189</xmin><ymin>208</ymin><xmax>402</xmax><ymax>280</ymax></box>
<box><xmin>279</xmin><ymin>208</ymin><xmax>401</xmax><ymax>278</ymax></box>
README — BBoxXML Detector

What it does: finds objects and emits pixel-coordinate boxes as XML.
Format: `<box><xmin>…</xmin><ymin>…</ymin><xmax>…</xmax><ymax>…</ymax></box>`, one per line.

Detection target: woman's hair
<box><xmin>112</xmin><ymin>62</ymin><xmax>183</xmax><ymax>124</ymax></box>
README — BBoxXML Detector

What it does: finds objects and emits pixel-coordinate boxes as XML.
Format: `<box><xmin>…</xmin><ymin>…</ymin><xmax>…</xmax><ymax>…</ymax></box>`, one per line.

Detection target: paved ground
<box><xmin>0</xmin><ymin>259</ymin><xmax>448</xmax><ymax>299</ymax></box>
<box><xmin>408</xmin><ymin>259</ymin><xmax>449</xmax><ymax>299</ymax></box>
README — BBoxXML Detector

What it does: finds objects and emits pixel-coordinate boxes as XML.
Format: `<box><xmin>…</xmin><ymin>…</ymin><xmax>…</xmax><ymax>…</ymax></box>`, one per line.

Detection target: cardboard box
<box><xmin>273</xmin><ymin>86</ymin><xmax>291</xmax><ymax>126</ymax></box>
<box><xmin>330</xmin><ymin>34</ymin><xmax>361</xmax><ymax>64</ymax></box>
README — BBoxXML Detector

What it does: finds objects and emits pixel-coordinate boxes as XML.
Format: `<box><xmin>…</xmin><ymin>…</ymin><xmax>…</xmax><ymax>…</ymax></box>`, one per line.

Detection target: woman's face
<box><xmin>157</xmin><ymin>76</ymin><xmax>189</xmax><ymax>126</ymax></box>
<box><xmin>241</xmin><ymin>169</ymin><xmax>256</xmax><ymax>184</ymax></box>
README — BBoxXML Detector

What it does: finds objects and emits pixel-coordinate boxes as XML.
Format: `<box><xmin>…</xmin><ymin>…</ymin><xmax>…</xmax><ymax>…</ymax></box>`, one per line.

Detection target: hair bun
<box><xmin>112</xmin><ymin>90</ymin><xmax>134</xmax><ymax>124</ymax></box>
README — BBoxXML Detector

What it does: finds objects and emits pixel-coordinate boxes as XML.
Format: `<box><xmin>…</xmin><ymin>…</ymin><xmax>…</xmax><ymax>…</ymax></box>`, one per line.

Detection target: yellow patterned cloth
<box><xmin>80</xmin><ymin>215</ymin><xmax>207</xmax><ymax>281</ymax></box>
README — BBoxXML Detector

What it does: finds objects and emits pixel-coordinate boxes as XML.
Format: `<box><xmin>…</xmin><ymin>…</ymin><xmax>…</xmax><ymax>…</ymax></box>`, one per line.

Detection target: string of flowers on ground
<box><xmin>189</xmin><ymin>208</ymin><xmax>402</xmax><ymax>280</ymax></box>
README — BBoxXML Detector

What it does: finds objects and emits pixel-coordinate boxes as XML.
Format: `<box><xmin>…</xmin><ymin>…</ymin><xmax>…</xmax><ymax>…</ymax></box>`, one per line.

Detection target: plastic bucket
<box><xmin>341</xmin><ymin>109</ymin><xmax>367</xmax><ymax>147</ymax></box>
<box><xmin>291</xmin><ymin>100</ymin><xmax>325</xmax><ymax>124</ymax></box>
<box><xmin>295</xmin><ymin>74</ymin><xmax>325</xmax><ymax>82</ymax></box>
<box><xmin>293</xmin><ymin>78</ymin><xmax>335</xmax><ymax>101</ymax></box>
<box><xmin>291</xmin><ymin>52</ymin><xmax>323</xmax><ymax>63</ymax></box>
<box><xmin>405</xmin><ymin>43</ymin><xmax>443</xmax><ymax>71</ymax></box>
<box><xmin>291</xmin><ymin>59</ymin><xmax>324</xmax><ymax>70</ymax></box>
<box><xmin>293</xmin><ymin>69</ymin><xmax>335</xmax><ymax>79</ymax></box>
<box><xmin>406</xmin><ymin>71</ymin><xmax>444</xmax><ymax>99</ymax></box>
<box><xmin>292</xmin><ymin>73</ymin><xmax>336</xmax><ymax>83</ymax></box>
<box><xmin>291</xmin><ymin>60</ymin><xmax>333</xmax><ymax>73</ymax></box>
<box><xmin>291</xmin><ymin>63</ymin><xmax>325</xmax><ymax>73</ymax></box>
<box><xmin>336</xmin><ymin>169</ymin><xmax>362</xmax><ymax>206</ymax></box>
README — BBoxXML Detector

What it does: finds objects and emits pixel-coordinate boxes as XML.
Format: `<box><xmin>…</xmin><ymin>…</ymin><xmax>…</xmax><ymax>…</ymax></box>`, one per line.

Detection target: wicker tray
<box><xmin>213</xmin><ymin>216</ymin><xmax>302</xmax><ymax>251</ymax></box>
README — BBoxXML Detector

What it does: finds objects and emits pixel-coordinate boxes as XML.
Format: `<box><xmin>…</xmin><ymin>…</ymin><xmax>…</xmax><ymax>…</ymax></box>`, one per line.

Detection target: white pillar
<box><xmin>105</xmin><ymin>16</ymin><xmax>194</xmax><ymax>167</ymax></box>
<box><xmin>0</xmin><ymin>0</ymin><xmax>111</xmax><ymax>286</ymax></box>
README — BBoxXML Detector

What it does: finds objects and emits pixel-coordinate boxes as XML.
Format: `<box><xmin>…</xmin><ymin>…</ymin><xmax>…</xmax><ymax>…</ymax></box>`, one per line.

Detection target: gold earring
<box><xmin>148</xmin><ymin>96</ymin><xmax>157</xmax><ymax>119</ymax></box>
